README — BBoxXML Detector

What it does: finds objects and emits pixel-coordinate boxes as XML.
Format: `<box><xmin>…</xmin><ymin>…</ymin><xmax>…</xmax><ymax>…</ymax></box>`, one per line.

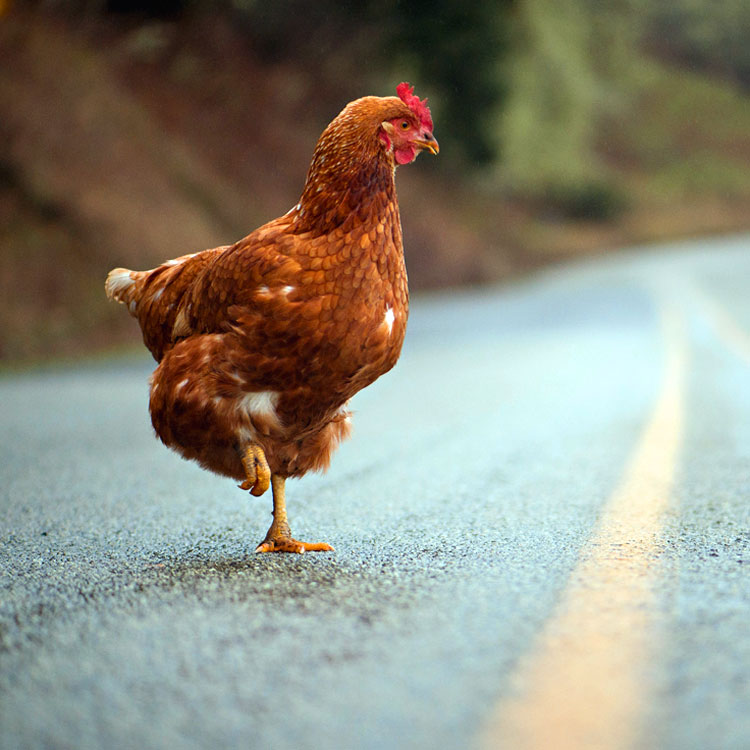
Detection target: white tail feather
<box><xmin>105</xmin><ymin>268</ymin><xmax>136</xmax><ymax>302</ymax></box>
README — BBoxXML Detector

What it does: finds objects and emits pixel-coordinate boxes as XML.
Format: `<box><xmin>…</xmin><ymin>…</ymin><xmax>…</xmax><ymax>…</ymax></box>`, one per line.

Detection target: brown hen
<box><xmin>105</xmin><ymin>83</ymin><xmax>438</xmax><ymax>553</ymax></box>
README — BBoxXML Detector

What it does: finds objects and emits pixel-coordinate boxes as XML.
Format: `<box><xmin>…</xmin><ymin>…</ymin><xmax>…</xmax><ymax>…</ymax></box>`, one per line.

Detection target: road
<box><xmin>1</xmin><ymin>236</ymin><xmax>749</xmax><ymax>750</ymax></box>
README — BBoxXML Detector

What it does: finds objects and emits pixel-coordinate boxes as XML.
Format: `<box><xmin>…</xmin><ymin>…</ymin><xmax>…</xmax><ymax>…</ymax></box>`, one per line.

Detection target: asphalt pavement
<box><xmin>1</xmin><ymin>236</ymin><xmax>749</xmax><ymax>749</ymax></box>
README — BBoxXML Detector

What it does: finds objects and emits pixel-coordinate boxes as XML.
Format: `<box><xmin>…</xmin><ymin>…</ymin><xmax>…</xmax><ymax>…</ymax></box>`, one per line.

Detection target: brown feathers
<box><xmin>106</xmin><ymin>87</ymin><xmax>436</xmax><ymax>483</ymax></box>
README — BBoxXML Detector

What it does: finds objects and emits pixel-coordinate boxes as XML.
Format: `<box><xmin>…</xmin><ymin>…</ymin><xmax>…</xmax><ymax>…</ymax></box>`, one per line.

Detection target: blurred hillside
<box><xmin>1</xmin><ymin>1</ymin><xmax>750</xmax><ymax>363</ymax></box>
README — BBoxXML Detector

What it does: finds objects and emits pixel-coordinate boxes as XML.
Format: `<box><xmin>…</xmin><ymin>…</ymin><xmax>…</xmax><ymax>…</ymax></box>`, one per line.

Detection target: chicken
<box><xmin>105</xmin><ymin>83</ymin><xmax>438</xmax><ymax>553</ymax></box>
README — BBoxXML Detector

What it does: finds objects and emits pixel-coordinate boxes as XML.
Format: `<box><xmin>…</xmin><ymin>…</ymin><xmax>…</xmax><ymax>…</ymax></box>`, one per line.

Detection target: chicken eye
<box><xmin>400</xmin><ymin>120</ymin><xmax>410</xmax><ymax>130</ymax></box>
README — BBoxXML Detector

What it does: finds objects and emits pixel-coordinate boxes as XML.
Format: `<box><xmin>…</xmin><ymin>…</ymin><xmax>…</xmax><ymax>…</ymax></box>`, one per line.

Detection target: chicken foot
<box><xmin>239</xmin><ymin>443</ymin><xmax>271</xmax><ymax>496</ymax></box>
<box><xmin>255</xmin><ymin>475</ymin><xmax>334</xmax><ymax>554</ymax></box>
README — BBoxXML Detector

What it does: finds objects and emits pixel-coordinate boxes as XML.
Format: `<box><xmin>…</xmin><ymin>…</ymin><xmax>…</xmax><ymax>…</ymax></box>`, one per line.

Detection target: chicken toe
<box><xmin>255</xmin><ymin>537</ymin><xmax>334</xmax><ymax>554</ymax></box>
<box><xmin>239</xmin><ymin>444</ymin><xmax>271</xmax><ymax>496</ymax></box>
<box><xmin>255</xmin><ymin>475</ymin><xmax>333</xmax><ymax>554</ymax></box>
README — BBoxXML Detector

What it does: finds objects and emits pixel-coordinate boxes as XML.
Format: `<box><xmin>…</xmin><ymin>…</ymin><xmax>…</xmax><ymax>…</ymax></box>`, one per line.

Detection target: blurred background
<box><xmin>1</xmin><ymin>0</ymin><xmax>749</xmax><ymax>363</ymax></box>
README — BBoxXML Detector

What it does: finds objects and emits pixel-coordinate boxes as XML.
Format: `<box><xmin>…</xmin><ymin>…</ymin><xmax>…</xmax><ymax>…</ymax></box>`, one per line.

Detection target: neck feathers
<box><xmin>292</xmin><ymin>101</ymin><xmax>398</xmax><ymax>236</ymax></box>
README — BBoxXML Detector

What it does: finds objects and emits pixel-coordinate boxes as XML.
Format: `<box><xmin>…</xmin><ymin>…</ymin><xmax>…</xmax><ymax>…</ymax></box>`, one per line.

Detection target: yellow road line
<box><xmin>480</xmin><ymin>306</ymin><xmax>687</xmax><ymax>750</ymax></box>
<box><xmin>689</xmin><ymin>285</ymin><xmax>750</xmax><ymax>366</ymax></box>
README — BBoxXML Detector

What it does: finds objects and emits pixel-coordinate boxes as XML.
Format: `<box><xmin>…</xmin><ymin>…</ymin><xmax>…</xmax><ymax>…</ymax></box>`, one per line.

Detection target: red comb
<box><xmin>396</xmin><ymin>82</ymin><xmax>433</xmax><ymax>132</ymax></box>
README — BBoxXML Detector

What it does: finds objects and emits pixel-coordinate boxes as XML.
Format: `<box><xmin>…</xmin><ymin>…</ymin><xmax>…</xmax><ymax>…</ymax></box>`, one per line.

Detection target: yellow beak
<box><xmin>416</xmin><ymin>134</ymin><xmax>440</xmax><ymax>155</ymax></box>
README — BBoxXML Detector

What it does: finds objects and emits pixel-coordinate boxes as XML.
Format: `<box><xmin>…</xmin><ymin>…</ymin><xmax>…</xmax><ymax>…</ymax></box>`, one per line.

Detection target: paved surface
<box><xmin>1</xmin><ymin>236</ymin><xmax>749</xmax><ymax>749</ymax></box>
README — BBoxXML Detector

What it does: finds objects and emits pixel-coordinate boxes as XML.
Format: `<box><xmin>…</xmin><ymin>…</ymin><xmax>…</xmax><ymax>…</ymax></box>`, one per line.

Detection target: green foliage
<box><xmin>544</xmin><ymin>181</ymin><xmax>627</xmax><ymax>221</ymax></box>
<box><xmin>645</xmin><ymin>0</ymin><xmax>750</xmax><ymax>88</ymax></box>
<box><xmin>385</xmin><ymin>0</ymin><xmax>512</xmax><ymax>165</ymax></box>
<box><xmin>228</xmin><ymin>1</ymin><xmax>375</xmax><ymax>64</ymax></box>
<box><xmin>225</xmin><ymin>0</ymin><xmax>513</xmax><ymax>167</ymax></box>
<box><xmin>498</xmin><ymin>0</ymin><xmax>646</xmax><ymax>216</ymax></box>
<box><xmin>104</xmin><ymin>0</ymin><xmax>187</xmax><ymax>15</ymax></box>
<box><xmin>42</xmin><ymin>0</ymin><xmax>750</xmax><ymax>217</ymax></box>
<box><xmin>500</xmin><ymin>0</ymin><xmax>597</xmax><ymax>191</ymax></box>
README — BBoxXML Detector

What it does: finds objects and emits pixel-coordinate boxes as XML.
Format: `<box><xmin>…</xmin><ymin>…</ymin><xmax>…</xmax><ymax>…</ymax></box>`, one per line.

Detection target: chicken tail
<box><xmin>105</xmin><ymin>248</ymin><xmax>227</xmax><ymax>361</ymax></box>
<box><xmin>105</xmin><ymin>267</ymin><xmax>141</xmax><ymax>314</ymax></box>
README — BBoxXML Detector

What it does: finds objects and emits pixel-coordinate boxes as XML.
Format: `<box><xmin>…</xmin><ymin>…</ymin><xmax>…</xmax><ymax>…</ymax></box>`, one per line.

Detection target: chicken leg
<box><xmin>255</xmin><ymin>475</ymin><xmax>334</xmax><ymax>554</ymax></box>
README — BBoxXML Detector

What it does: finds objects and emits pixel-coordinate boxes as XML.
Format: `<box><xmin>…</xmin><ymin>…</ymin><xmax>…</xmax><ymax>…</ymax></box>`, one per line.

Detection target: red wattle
<box><xmin>395</xmin><ymin>146</ymin><xmax>416</xmax><ymax>165</ymax></box>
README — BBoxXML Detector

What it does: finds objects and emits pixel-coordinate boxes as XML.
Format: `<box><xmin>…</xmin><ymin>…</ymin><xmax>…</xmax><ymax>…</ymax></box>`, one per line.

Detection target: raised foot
<box><xmin>239</xmin><ymin>444</ymin><xmax>270</xmax><ymax>496</ymax></box>
<box><xmin>255</xmin><ymin>537</ymin><xmax>334</xmax><ymax>554</ymax></box>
